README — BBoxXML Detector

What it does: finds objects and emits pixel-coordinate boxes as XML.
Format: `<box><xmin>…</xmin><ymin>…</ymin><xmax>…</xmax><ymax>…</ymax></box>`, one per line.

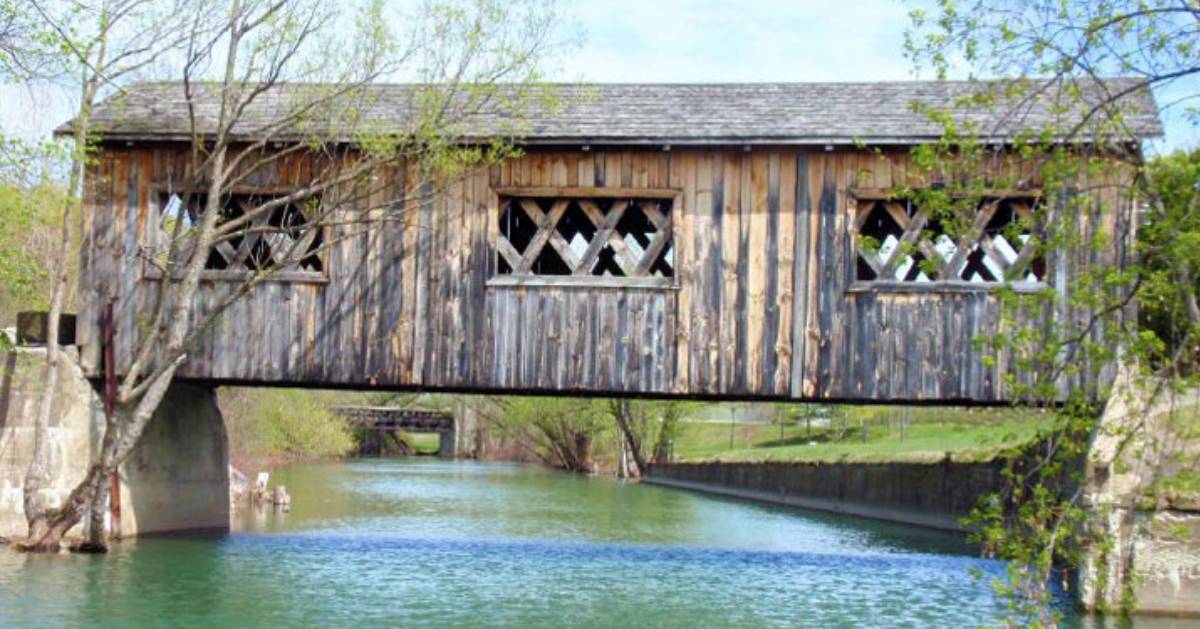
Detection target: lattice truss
<box><xmin>853</xmin><ymin>196</ymin><xmax>1046</xmax><ymax>284</ymax></box>
<box><xmin>156</xmin><ymin>192</ymin><xmax>325</xmax><ymax>273</ymax></box>
<box><xmin>496</xmin><ymin>196</ymin><xmax>675</xmax><ymax>278</ymax></box>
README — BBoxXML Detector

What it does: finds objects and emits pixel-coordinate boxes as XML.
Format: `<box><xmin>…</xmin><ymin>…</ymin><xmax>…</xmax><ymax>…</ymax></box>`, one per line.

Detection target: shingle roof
<box><xmin>70</xmin><ymin>79</ymin><xmax>1163</xmax><ymax>145</ymax></box>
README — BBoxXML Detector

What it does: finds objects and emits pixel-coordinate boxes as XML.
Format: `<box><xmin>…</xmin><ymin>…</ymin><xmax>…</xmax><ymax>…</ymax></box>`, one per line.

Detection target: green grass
<box><xmin>404</xmin><ymin>432</ymin><xmax>443</xmax><ymax>455</ymax></box>
<box><xmin>671</xmin><ymin>406</ymin><xmax>1056</xmax><ymax>464</ymax></box>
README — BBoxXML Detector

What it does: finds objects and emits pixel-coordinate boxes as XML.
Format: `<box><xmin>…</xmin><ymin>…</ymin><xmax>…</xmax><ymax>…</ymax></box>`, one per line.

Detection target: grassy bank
<box><xmin>670</xmin><ymin>406</ymin><xmax>1055</xmax><ymax>464</ymax></box>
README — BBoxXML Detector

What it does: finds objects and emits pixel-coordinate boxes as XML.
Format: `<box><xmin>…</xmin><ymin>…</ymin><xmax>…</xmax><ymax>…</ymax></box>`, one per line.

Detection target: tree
<box><xmin>494</xmin><ymin>397</ymin><xmax>608</xmax><ymax>473</ymax></box>
<box><xmin>906</xmin><ymin>0</ymin><xmax>1199</xmax><ymax>622</ymax></box>
<box><xmin>17</xmin><ymin>0</ymin><xmax>566</xmax><ymax>552</ymax></box>
<box><xmin>3</xmin><ymin>0</ymin><xmax>202</xmax><ymax>552</ymax></box>
<box><xmin>609</xmin><ymin>399</ymin><xmax>689</xmax><ymax>476</ymax></box>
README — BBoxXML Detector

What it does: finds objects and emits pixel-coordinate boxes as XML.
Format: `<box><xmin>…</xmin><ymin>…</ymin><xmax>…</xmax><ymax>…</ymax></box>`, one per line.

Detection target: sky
<box><xmin>1</xmin><ymin>0</ymin><xmax>1196</xmax><ymax>152</ymax></box>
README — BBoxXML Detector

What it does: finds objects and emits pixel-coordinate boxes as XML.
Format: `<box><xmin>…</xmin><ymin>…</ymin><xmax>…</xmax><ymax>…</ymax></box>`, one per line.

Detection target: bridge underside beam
<box><xmin>172</xmin><ymin>379</ymin><xmax>1022</xmax><ymax>408</ymax></box>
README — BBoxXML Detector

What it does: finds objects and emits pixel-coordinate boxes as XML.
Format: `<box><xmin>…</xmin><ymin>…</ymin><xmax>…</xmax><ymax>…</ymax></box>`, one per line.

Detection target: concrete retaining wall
<box><xmin>1</xmin><ymin>348</ymin><xmax>229</xmax><ymax>540</ymax></box>
<box><xmin>645</xmin><ymin>460</ymin><xmax>1003</xmax><ymax>531</ymax></box>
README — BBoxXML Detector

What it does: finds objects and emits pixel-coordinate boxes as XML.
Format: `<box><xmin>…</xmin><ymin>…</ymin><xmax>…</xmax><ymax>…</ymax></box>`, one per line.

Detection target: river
<box><xmin>0</xmin><ymin>459</ymin><xmax>1185</xmax><ymax>627</ymax></box>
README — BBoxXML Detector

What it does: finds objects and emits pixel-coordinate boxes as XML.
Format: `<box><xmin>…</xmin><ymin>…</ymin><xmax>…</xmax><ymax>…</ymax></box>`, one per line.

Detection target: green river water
<box><xmin>1</xmin><ymin>459</ymin><xmax>1194</xmax><ymax>627</ymax></box>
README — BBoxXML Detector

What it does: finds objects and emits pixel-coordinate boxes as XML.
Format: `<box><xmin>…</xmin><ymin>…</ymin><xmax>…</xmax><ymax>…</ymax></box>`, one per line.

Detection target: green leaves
<box><xmin>0</xmin><ymin>180</ymin><xmax>69</xmax><ymax>325</ymax></box>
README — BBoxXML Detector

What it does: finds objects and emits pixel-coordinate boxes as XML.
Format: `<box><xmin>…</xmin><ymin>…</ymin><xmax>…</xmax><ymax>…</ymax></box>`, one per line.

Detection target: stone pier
<box><xmin>1079</xmin><ymin>370</ymin><xmax>1200</xmax><ymax>615</ymax></box>
<box><xmin>1</xmin><ymin>348</ymin><xmax>229</xmax><ymax>541</ymax></box>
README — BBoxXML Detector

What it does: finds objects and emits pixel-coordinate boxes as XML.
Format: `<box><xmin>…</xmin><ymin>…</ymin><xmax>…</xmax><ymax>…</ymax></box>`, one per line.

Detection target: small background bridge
<box><xmin>336</xmin><ymin>407</ymin><xmax>457</xmax><ymax>458</ymax></box>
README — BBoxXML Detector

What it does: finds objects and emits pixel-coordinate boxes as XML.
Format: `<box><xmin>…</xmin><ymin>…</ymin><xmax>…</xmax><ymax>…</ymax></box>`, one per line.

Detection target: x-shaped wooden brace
<box><xmin>853</xmin><ymin>200</ymin><xmax>930</xmax><ymax>280</ymax></box>
<box><xmin>211</xmin><ymin>198</ymin><xmax>319</xmax><ymax>272</ymax></box>
<box><xmin>854</xmin><ymin>198</ymin><xmax>1040</xmax><ymax>282</ymax></box>
<box><xmin>496</xmin><ymin>197</ymin><xmax>673</xmax><ymax>276</ymax></box>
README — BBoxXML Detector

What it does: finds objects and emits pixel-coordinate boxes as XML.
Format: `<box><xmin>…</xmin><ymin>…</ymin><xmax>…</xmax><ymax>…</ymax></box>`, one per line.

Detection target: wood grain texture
<box><xmin>75</xmin><ymin>146</ymin><xmax>1133</xmax><ymax>402</ymax></box>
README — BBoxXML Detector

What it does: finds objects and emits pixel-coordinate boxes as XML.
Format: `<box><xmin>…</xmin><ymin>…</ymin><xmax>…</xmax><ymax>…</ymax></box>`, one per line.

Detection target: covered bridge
<box><xmin>72</xmin><ymin>80</ymin><xmax>1162</xmax><ymax>403</ymax></box>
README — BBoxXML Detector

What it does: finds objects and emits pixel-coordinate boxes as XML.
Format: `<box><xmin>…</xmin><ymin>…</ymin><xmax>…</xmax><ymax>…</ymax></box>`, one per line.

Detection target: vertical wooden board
<box><xmin>489</xmin><ymin>290</ymin><xmax>504</xmax><ymax>386</ymax></box>
<box><xmin>580</xmin><ymin>286</ymin><xmax>595</xmax><ymax>386</ymax></box>
<box><xmin>412</xmin><ymin>181</ymin><xmax>433</xmax><ymax>384</ymax></box>
<box><xmin>455</xmin><ymin>175</ymin><xmax>471</xmax><ymax>383</ymax></box>
<box><xmin>692</xmin><ymin>153</ymin><xmax>717</xmax><ymax>392</ymax></box>
<box><xmin>607</xmin><ymin>291</ymin><xmax>621</xmax><ymax>391</ymax></box>
<box><xmin>593</xmin><ymin>152</ymin><xmax>607</xmax><ymax>186</ymax></box>
<box><xmin>619</xmin><ymin>291</ymin><xmax>633</xmax><ymax>392</ymax></box>
<box><xmin>373</xmin><ymin>167</ymin><xmax>398</xmax><ymax>381</ymax></box>
<box><xmin>464</xmin><ymin>169</ymin><xmax>482</xmax><ymax>385</ymax></box>
<box><xmin>844</xmin><ymin>293</ymin><xmax>859</xmax><ymax>395</ymax></box>
<box><xmin>568</xmin><ymin>290</ymin><xmax>584</xmax><ymax>387</ymax></box>
<box><xmin>552</xmin><ymin>153</ymin><xmax>569</xmax><ymax>186</ymax></box>
<box><xmin>577</xmin><ymin>153</ymin><xmax>594</xmax><ymax>189</ymax></box>
<box><xmin>761</xmin><ymin>152</ymin><xmax>782</xmax><ymax>394</ymax></box>
<box><xmin>804</xmin><ymin>155</ymin><xmax>824</xmax><ymax>396</ymax></box>
<box><xmin>745</xmin><ymin>152</ymin><xmax>768</xmax><ymax>393</ymax></box>
<box><xmin>719</xmin><ymin>151</ymin><xmax>742</xmax><ymax>393</ymax></box>
<box><xmin>734</xmin><ymin>152</ymin><xmax>752</xmax><ymax>392</ymax></box>
<box><xmin>511</xmin><ymin>289</ymin><xmax>524</xmax><ymax>386</ymax></box>
<box><xmin>77</xmin><ymin>159</ymin><xmax>99</xmax><ymax>368</ymax></box>
<box><xmin>789</xmin><ymin>152</ymin><xmax>811</xmax><ymax>396</ymax></box>
<box><xmin>631</xmin><ymin>152</ymin><xmax>649</xmax><ymax>188</ymax></box>
<box><xmin>606</xmin><ymin>153</ymin><xmax>623</xmax><ymax>190</ymax></box>
<box><xmin>670</xmin><ymin>152</ymin><xmax>692</xmax><ymax>393</ymax></box>
<box><xmin>357</xmin><ymin>180</ymin><xmax>376</xmax><ymax>381</ymax></box>
<box><xmin>641</xmin><ymin>293</ymin><xmax>654</xmax><ymax>391</ymax></box>
<box><xmin>775</xmin><ymin>153</ymin><xmax>796</xmax><ymax>394</ymax></box>
<box><xmin>526</xmin><ymin>288</ymin><xmax>540</xmax><ymax>388</ymax></box>
<box><xmin>116</xmin><ymin>153</ymin><xmax>138</xmax><ymax>372</ymax></box>
<box><xmin>536</xmin><ymin>291</ymin><xmax>551</xmax><ymax>390</ymax></box>
<box><xmin>652</xmin><ymin>153</ymin><xmax>670</xmax><ymax>189</ymax></box>
<box><xmin>815</xmin><ymin>153</ymin><xmax>838</xmax><ymax>396</ymax></box>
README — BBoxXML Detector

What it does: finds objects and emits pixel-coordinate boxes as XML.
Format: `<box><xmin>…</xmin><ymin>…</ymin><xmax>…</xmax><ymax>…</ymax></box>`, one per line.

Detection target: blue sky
<box><xmin>2</xmin><ymin>0</ymin><xmax>1196</xmax><ymax>151</ymax></box>
<box><xmin>553</xmin><ymin>0</ymin><xmax>1196</xmax><ymax>152</ymax></box>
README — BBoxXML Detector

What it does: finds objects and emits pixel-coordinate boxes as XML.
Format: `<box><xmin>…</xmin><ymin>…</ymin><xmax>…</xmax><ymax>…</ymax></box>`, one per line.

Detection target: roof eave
<box><xmin>76</xmin><ymin>130</ymin><xmax>1163</xmax><ymax>147</ymax></box>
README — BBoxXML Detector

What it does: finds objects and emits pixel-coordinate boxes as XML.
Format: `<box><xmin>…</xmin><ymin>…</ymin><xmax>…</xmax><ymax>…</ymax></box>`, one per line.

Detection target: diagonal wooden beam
<box><xmin>573</xmin><ymin>200</ymin><xmax>624</xmax><ymax>275</ymax></box>
<box><xmin>879</xmin><ymin>206</ymin><xmax>931</xmax><ymax>277</ymax></box>
<box><xmin>1005</xmin><ymin>236</ymin><xmax>1042</xmax><ymax>281</ymax></box>
<box><xmin>515</xmin><ymin>199</ymin><xmax>569</xmax><ymax>272</ymax></box>
<box><xmin>858</xmin><ymin>247</ymin><xmax>889</xmax><ymax>278</ymax></box>
<box><xmin>633</xmin><ymin>213</ymin><xmax>675</xmax><ymax>276</ymax></box>
<box><xmin>496</xmin><ymin>235</ymin><xmax>524</xmax><ymax>270</ymax></box>
<box><xmin>882</xmin><ymin>201</ymin><xmax>912</xmax><ymax>230</ymax></box>
<box><xmin>638</xmin><ymin>200</ymin><xmax>670</xmax><ymax>231</ymax></box>
<box><xmin>213</xmin><ymin>240</ymin><xmax>239</xmax><ymax>267</ymax></box>
<box><xmin>546</xmin><ymin>229</ymin><xmax>583</xmax><ymax>271</ymax></box>
<box><xmin>604</xmin><ymin>231</ymin><xmax>640</xmax><ymax>275</ymax></box>
<box><xmin>937</xmin><ymin>200</ymin><xmax>998</xmax><ymax>280</ymax></box>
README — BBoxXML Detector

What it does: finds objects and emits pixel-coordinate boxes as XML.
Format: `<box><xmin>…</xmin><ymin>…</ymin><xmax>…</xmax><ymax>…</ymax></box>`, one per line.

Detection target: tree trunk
<box><xmin>18</xmin><ymin>465</ymin><xmax>106</xmax><ymax>552</ymax></box>
<box><xmin>612</xmin><ymin>400</ymin><xmax>647</xmax><ymax>477</ymax></box>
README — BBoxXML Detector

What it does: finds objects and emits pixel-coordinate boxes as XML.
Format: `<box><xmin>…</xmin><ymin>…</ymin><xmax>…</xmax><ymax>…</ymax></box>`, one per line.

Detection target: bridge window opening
<box><xmin>852</xmin><ymin>195</ymin><xmax>1044</xmax><ymax>286</ymax></box>
<box><xmin>495</xmin><ymin>191</ymin><xmax>675</xmax><ymax>283</ymax></box>
<box><xmin>155</xmin><ymin>192</ymin><xmax>325</xmax><ymax>277</ymax></box>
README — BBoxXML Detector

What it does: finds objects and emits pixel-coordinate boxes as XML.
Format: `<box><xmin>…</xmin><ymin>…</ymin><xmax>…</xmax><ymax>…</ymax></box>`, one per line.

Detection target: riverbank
<box><xmin>644</xmin><ymin>459</ymin><xmax>1000</xmax><ymax>532</ymax></box>
<box><xmin>668</xmin><ymin>406</ymin><xmax>1053</xmax><ymax>464</ymax></box>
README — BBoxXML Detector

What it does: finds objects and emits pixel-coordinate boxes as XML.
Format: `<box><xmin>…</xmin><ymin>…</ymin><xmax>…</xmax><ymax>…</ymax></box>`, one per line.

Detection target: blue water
<box><xmin>0</xmin><ymin>459</ymin><xmax>1178</xmax><ymax>627</ymax></box>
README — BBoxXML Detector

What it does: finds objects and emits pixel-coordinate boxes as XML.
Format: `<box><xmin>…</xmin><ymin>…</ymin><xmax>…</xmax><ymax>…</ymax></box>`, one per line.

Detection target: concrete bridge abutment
<box><xmin>1</xmin><ymin>348</ymin><xmax>229</xmax><ymax>541</ymax></box>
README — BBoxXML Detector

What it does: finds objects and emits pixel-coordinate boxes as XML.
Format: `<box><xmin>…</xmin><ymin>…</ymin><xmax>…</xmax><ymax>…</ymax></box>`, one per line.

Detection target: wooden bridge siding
<box><xmin>807</xmin><ymin>151</ymin><xmax>1010</xmax><ymax>402</ymax></box>
<box><xmin>77</xmin><ymin>144</ymin><xmax>1123</xmax><ymax>401</ymax></box>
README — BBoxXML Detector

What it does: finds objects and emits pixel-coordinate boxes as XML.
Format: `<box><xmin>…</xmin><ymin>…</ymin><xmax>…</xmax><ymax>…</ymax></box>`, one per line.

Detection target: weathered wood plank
<box><xmin>82</xmin><ymin>145</ymin><xmax>1121</xmax><ymax>403</ymax></box>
